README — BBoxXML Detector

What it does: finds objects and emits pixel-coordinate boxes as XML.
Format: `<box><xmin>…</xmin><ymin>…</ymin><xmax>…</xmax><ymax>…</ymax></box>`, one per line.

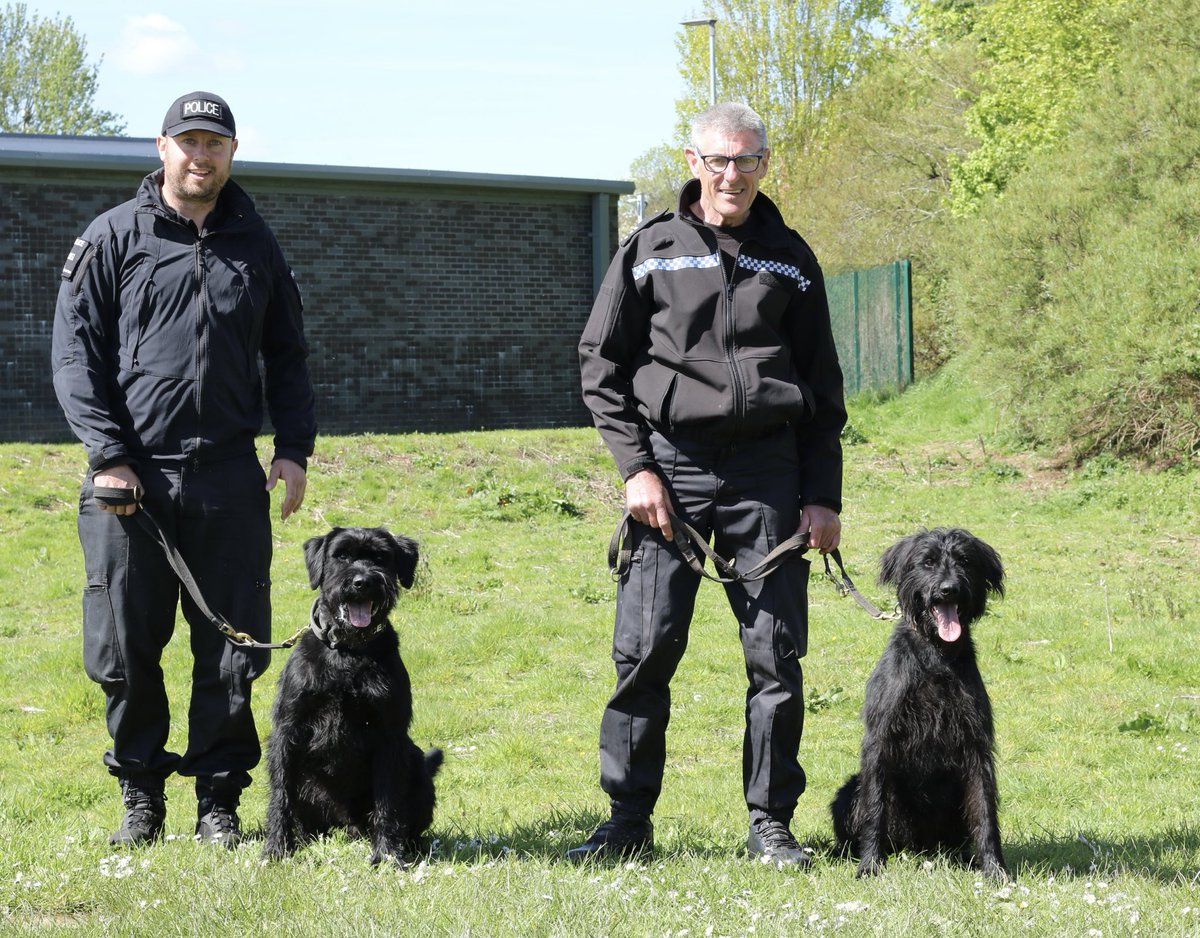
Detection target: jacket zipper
<box><xmin>194</xmin><ymin>238</ymin><xmax>207</xmax><ymax>450</ymax></box>
<box><xmin>722</xmin><ymin>243</ymin><xmax>746</xmax><ymax>422</ymax></box>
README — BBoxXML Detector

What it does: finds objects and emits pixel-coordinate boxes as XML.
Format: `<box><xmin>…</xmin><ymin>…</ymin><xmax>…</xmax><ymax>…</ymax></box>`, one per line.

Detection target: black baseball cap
<box><xmin>162</xmin><ymin>91</ymin><xmax>236</xmax><ymax>137</ymax></box>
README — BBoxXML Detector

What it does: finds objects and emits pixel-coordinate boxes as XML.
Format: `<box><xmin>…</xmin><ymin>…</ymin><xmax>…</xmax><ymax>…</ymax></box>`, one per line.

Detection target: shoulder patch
<box><xmin>61</xmin><ymin>238</ymin><xmax>92</xmax><ymax>281</ymax></box>
<box><xmin>620</xmin><ymin>209</ymin><xmax>672</xmax><ymax>247</ymax></box>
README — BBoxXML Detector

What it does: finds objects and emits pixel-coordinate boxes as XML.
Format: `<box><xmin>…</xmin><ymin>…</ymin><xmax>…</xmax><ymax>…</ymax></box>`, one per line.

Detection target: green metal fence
<box><xmin>825</xmin><ymin>259</ymin><xmax>913</xmax><ymax>396</ymax></box>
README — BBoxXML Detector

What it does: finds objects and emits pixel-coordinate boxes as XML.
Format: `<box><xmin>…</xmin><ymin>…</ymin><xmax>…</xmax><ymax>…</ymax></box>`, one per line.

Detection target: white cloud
<box><xmin>110</xmin><ymin>15</ymin><xmax>198</xmax><ymax>75</ymax></box>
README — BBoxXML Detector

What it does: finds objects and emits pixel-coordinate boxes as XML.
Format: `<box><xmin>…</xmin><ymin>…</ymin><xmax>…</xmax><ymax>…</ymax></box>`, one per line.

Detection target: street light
<box><xmin>681</xmin><ymin>16</ymin><xmax>717</xmax><ymax>106</ymax></box>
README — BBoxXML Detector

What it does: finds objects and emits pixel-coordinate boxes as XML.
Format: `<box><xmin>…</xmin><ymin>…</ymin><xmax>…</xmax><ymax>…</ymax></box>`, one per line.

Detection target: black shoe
<box><xmin>747</xmin><ymin>816</ymin><xmax>812</xmax><ymax>868</ymax></box>
<box><xmin>110</xmin><ymin>778</ymin><xmax>166</xmax><ymax>846</ymax></box>
<box><xmin>567</xmin><ymin>811</ymin><xmax>654</xmax><ymax>863</ymax></box>
<box><xmin>196</xmin><ymin>802</ymin><xmax>241</xmax><ymax>848</ymax></box>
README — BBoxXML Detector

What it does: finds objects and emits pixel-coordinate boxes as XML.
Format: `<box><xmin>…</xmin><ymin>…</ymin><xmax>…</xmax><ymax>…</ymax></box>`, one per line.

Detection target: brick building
<box><xmin>0</xmin><ymin>133</ymin><xmax>631</xmax><ymax>442</ymax></box>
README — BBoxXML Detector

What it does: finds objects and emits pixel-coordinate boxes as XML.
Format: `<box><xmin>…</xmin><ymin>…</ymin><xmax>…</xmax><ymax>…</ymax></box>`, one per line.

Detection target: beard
<box><xmin>162</xmin><ymin>161</ymin><xmax>229</xmax><ymax>209</ymax></box>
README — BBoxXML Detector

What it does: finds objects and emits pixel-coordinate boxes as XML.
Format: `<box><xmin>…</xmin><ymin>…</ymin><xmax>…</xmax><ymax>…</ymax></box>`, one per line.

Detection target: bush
<box><xmin>940</xmin><ymin>0</ymin><xmax>1200</xmax><ymax>465</ymax></box>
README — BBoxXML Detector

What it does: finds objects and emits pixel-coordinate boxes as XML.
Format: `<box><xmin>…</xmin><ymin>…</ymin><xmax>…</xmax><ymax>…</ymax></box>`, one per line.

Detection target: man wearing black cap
<box><xmin>51</xmin><ymin>92</ymin><xmax>317</xmax><ymax>849</ymax></box>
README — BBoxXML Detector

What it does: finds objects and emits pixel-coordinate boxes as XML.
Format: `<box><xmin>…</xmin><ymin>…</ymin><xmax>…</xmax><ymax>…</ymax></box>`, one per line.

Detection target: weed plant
<box><xmin>1</xmin><ymin>381</ymin><xmax>1197</xmax><ymax>936</ymax></box>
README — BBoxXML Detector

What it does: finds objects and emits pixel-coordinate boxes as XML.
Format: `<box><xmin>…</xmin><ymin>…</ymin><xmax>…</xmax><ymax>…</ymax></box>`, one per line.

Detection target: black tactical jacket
<box><xmin>52</xmin><ymin>171</ymin><xmax>316</xmax><ymax>473</ymax></box>
<box><xmin>579</xmin><ymin>179</ymin><xmax>846</xmax><ymax>511</ymax></box>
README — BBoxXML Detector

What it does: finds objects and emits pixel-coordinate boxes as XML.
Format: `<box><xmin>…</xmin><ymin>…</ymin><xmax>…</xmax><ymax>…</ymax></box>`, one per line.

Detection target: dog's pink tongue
<box><xmin>934</xmin><ymin>604</ymin><xmax>962</xmax><ymax>642</ymax></box>
<box><xmin>347</xmin><ymin>602</ymin><xmax>373</xmax><ymax>628</ymax></box>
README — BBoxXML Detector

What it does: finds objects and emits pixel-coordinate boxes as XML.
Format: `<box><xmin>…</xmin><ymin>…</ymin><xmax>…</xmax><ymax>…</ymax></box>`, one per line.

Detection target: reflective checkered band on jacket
<box><xmin>631</xmin><ymin>253</ymin><xmax>721</xmax><ymax>281</ymax></box>
<box><xmin>737</xmin><ymin>254</ymin><xmax>810</xmax><ymax>290</ymax></box>
<box><xmin>631</xmin><ymin>251</ymin><xmax>810</xmax><ymax>291</ymax></box>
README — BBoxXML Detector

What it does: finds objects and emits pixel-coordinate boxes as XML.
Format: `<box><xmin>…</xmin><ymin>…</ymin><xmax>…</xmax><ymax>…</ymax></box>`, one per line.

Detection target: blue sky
<box><xmin>36</xmin><ymin>1</ymin><xmax>705</xmax><ymax>181</ymax></box>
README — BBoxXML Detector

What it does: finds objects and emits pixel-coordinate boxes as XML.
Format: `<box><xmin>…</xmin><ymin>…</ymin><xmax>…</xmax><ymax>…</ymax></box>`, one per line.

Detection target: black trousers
<box><xmin>76</xmin><ymin>453</ymin><xmax>272</xmax><ymax>793</ymax></box>
<box><xmin>599</xmin><ymin>428</ymin><xmax>810</xmax><ymax>820</ymax></box>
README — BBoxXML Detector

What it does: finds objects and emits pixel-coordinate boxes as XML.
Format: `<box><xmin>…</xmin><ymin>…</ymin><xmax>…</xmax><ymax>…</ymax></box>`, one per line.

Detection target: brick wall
<box><xmin>1</xmin><ymin>153</ymin><xmax>627</xmax><ymax>443</ymax></box>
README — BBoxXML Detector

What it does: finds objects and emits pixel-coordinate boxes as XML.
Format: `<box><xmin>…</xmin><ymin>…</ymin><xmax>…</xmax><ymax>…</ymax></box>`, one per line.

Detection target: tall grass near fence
<box><xmin>0</xmin><ymin>378</ymin><xmax>1197</xmax><ymax>936</ymax></box>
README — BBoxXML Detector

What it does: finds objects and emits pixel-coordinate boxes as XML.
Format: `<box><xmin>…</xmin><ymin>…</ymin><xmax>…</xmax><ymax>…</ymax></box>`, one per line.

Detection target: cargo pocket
<box><xmin>82</xmin><ymin>575</ymin><xmax>126</xmax><ymax>689</ymax></box>
<box><xmin>780</xmin><ymin>557</ymin><xmax>810</xmax><ymax>659</ymax></box>
<box><xmin>221</xmin><ymin>575</ymin><xmax>271</xmax><ymax>680</ymax></box>
<box><xmin>612</xmin><ymin>538</ymin><xmax>648</xmax><ymax>662</ymax></box>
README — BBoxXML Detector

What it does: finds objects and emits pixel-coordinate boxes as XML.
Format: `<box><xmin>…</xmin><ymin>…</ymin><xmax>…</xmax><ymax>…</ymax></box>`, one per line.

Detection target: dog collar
<box><xmin>308</xmin><ymin>597</ymin><xmax>383</xmax><ymax>649</ymax></box>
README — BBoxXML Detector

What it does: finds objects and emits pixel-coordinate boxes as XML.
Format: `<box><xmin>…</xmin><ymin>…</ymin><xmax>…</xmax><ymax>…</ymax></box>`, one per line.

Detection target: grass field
<box><xmin>1</xmin><ymin>375</ymin><xmax>1197</xmax><ymax>936</ymax></box>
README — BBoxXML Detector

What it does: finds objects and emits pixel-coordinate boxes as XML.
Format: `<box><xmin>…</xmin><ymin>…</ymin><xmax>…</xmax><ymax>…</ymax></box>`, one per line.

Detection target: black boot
<box><xmin>110</xmin><ymin>776</ymin><xmax>166</xmax><ymax>846</ymax></box>
<box><xmin>195</xmin><ymin>779</ymin><xmax>242</xmax><ymax>849</ymax></box>
<box><xmin>567</xmin><ymin>808</ymin><xmax>654</xmax><ymax>863</ymax></box>
<box><xmin>747</xmin><ymin>813</ymin><xmax>812</xmax><ymax>868</ymax></box>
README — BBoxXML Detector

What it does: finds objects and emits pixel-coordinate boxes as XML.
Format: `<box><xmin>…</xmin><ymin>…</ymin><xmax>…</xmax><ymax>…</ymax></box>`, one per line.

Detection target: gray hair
<box><xmin>689</xmin><ymin>102</ymin><xmax>769</xmax><ymax>151</ymax></box>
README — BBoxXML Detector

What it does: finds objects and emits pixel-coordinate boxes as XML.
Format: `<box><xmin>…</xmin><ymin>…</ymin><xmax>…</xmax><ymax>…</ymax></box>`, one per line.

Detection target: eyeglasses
<box><xmin>696</xmin><ymin>152</ymin><xmax>764</xmax><ymax>173</ymax></box>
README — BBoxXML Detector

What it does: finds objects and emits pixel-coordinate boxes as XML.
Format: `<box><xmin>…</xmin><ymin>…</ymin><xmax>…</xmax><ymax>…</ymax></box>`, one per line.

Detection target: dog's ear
<box><xmin>969</xmin><ymin>536</ymin><xmax>1005</xmax><ymax>597</ymax></box>
<box><xmin>878</xmin><ymin>532</ymin><xmax>920</xmax><ymax>587</ymax></box>
<box><xmin>385</xmin><ymin>531</ymin><xmax>419</xmax><ymax>589</ymax></box>
<box><xmin>303</xmin><ymin>529</ymin><xmax>335</xmax><ymax>590</ymax></box>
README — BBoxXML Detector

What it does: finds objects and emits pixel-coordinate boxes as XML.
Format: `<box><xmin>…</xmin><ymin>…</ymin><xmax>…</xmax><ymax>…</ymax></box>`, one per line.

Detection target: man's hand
<box><xmin>94</xmin><ymin>465</ymin><xmax>142</xmax><ymax>516</ymax></box>
<box><xmin>800</xmin><ymin>504</ymin><xmax>841</xmax><ymax>553</ymax></box>
<box><xmin>266</xmin><ymin>458</ymin><xmax>307</xmax><ymax>521</ymax></box>
<box><xmin>625</xmin><ymin>469</ymin><xmax>674</xmax><ymax>539</ymax></box>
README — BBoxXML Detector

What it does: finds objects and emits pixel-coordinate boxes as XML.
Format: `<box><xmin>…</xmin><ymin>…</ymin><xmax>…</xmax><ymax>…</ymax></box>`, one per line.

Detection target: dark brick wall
<box><xmin>1</xmin><ymin>164</ymin><xmax>620</xmax><ymax>442</ymax></box>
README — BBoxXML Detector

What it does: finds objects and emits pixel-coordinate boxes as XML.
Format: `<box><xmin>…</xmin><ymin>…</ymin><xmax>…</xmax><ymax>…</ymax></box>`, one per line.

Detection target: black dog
<box><xmin>262</xmin><ymin>526</ymin><xmax>442</xmax><ymax>865</ymax></box>
<box><xmin>831</xmin><ymin>528</ymin><xmax>1008</xmax><ymax>879</ymax></box>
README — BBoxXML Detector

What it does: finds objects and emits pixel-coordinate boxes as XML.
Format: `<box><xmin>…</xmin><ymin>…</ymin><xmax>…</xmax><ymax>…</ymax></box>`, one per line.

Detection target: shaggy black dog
<box><xmin>830</xmin><ymin>528</ymin><xmax>1008</xmax><ymax>879</ymax></box>
<box><xmin>262</xmin><ymin>526</ymin><xmax>442</xmax><ymax>865</ymax></box>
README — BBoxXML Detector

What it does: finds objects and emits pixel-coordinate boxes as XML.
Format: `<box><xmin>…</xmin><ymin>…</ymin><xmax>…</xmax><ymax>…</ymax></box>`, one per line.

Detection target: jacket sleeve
<box><xmin>578</xmin><ymin>241</ymin><xmax>658</xmax><ymax>480</ymax></box>
<box><xmin>790</xmin><ymin>263</ymin><xmax>847</xmax><ymax>512</ymax></box>
<box><xmin>50</xmin><ymin>227</ymin><xmax>135</xmax><ymax>473</ymax></box>
<box><xmin>260</xmin><ymin>236</ymin><xmax>317</xmax><ymax>470</ymax></box>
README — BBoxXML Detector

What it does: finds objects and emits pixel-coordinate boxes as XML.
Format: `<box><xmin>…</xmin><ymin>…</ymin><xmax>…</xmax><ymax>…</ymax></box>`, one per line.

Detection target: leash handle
<box><xmin>93</xmin><ymin>484</ymin><xmax>143</xmax><ymax>508</ymax></box>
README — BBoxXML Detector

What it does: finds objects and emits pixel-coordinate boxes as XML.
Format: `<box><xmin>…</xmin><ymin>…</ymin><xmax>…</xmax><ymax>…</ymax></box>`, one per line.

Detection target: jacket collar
<box><xmin>137</xmin><ymin>170</ymin><xmax>257</xmax><ymax>231</ymax></box>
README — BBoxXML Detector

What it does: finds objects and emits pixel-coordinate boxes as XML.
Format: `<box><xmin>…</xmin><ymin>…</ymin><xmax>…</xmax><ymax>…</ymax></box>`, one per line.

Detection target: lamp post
<box><xmin>681</xmin><ymin>16</ymin><xmax>717</xmax><ymax>105</ymax></box>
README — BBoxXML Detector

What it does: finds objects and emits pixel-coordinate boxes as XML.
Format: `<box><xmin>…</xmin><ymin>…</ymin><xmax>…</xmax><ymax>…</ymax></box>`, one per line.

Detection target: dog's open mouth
<box><xmin>933</xmin><ymin>603</ymin><xmax>962</xmax><ymax>642</ymax></box>
<box><xmin>340</xmin><ymin>602</ymin><xmax>378</xmax><ymax>629</ymax></box>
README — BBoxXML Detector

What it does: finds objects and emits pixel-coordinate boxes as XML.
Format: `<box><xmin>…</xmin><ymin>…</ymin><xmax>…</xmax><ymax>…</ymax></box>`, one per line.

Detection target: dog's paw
<box><xmin>979</xmin><ymin>855</ymin><xmax>1010</xmax><ymax>881</ymax></box>
<box><xmin>261</xmin><ymin>841</ymin><xmax>294</xmax><ymax>863</ymax></box>
<box><xmin>368</xmin><ymin>846</ymin><xmax>414</xmax><ymax>868</ymax></box>
<box><xmin>855</xmin><ymin>856</ymin><xmax>885</xmax><ymax>878</ymax></box>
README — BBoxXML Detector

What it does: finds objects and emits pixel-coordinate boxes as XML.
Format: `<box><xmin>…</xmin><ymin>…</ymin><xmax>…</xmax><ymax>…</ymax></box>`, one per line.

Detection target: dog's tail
<box><xmin>424</xmin><ymin>747</ymin><xmax>444</xmax><ymax>777</ymax></box>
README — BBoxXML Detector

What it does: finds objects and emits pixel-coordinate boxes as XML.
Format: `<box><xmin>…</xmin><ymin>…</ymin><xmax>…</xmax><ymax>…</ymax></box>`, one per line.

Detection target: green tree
<box><xmin>797</xmin><ymin>22</ymin><xmax>982</xmax><ymax>369</ymax></box>
<box><xmin>917</xmin><ymin>0</ymin><xmax>1128</xmax><ymax>211</ymax></box>
<box><xmin>0</xmin><ymin>2</ymin><xmax>124</xmax><ymax>134</ymax></box>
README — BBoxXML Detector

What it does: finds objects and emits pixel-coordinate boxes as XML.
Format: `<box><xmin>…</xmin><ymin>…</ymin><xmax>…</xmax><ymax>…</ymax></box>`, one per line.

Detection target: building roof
<box><xmin>0</xmin><ymin>132</ymin><xmax>634</xmax><ymax>195</ymax></box>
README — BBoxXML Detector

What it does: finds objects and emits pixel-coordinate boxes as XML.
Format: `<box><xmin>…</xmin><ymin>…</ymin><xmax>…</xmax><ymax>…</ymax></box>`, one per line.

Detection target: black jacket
<box><xmin>579</xmin><ymin>179</ymin><xmax>846</xmax><ymax>511</ymax></box>
<box><xmin>52</xmin><ymin>171</ymin><xmax>316</xmax><ymax>473</ymax></box>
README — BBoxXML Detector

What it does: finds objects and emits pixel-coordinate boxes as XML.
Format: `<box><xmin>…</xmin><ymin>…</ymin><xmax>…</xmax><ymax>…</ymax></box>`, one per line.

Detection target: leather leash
<box><xmin>607</xmin><ymin>510</ymin><xmax>897</xmax><ymax>621</ymax></box>
<box><xmin>93</xmin><ymin>485</ymin><xmax>309</xmax><ymax>650</ymax></box>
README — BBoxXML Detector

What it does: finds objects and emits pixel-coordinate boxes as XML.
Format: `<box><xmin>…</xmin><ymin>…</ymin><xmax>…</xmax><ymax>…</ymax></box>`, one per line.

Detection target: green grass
<box><xmin>1</xmin><ymin>382</ymin><xmax>1197</xmax><ymax>936</ymax></box>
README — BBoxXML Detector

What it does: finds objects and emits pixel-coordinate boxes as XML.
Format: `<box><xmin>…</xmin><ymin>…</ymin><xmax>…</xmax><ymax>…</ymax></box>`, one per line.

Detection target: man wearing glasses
<box><xmin>574</xmin><ymin>102</ymin><xmax>846</xmax><ymax>867</ymax></box>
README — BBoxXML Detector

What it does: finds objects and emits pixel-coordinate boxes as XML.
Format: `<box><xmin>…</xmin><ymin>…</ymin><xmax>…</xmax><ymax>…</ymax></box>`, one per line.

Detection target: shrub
<box><xmin>941</xmin><ymin>0</ymin><xmax>1200</xmax><ymax>464</ymax></box>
